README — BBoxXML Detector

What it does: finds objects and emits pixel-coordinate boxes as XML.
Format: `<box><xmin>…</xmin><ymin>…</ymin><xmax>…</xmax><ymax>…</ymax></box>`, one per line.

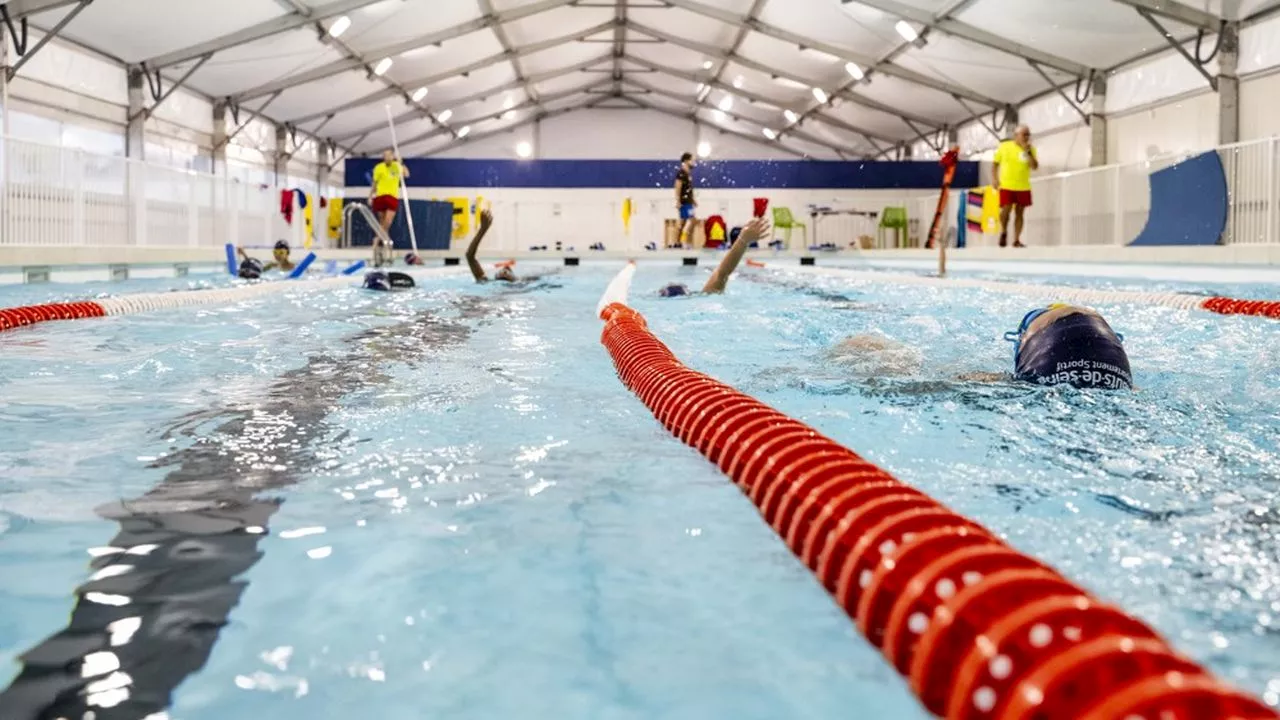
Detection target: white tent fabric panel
<box><xmin>9</xmin><ymin>0</ymin><xmax>1271</xmax><ymax>160</ymax></box>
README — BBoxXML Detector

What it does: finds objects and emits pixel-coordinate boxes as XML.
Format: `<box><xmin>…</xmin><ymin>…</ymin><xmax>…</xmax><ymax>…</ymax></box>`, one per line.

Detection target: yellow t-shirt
<box><xmin>993</xmin><ymin>140</ymin><xmax>1036</xmax><ymax>191</ymax></box>
<box><xmin>372</xmin><ymin>161</ymin><xmax>403</xmax><ymax>198</ymax></box>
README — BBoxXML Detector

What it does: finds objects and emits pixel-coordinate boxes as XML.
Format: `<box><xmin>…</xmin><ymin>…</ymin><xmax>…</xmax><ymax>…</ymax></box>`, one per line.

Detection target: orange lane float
<box><xmin>597</xmin><ymin>299</ymin><xmax>1277</xmax><ymax>720</ymax></box>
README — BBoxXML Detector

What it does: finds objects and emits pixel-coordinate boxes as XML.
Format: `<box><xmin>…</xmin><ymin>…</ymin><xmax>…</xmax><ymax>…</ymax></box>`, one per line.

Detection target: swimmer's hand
<box><xmin>478</xmin><ymin>209</ymin><xmax>494</xmax><ymax>231</ymax></box>
<box><xmin>957</xmin><ymin>371</ymin><xmax>1010</xmax><ymax>383</ymax></box>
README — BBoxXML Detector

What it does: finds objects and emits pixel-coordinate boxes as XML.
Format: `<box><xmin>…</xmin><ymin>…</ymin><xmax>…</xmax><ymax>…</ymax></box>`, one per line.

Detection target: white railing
<box><xmin>961</xmin><ymin>136</ymin><xmax>1280</xmax><ymax>247</ymax></box>
<box><xmin>1</xmin><ymin>135</ymin><xmax>287</xmax><ymax>250</ymax></box>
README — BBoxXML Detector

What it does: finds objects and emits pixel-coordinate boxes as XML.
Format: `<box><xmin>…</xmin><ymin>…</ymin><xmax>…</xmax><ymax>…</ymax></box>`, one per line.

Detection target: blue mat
<box><xmin>1129</xmin><ymin>150</ymin><xmax>1227</xmax><ymax>246</ymax></box>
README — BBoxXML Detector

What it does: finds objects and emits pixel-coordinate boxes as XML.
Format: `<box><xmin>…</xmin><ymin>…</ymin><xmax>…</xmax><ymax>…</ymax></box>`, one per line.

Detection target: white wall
<box><xmin>433</xmin><ymin>109</ymin><xmax>799</xmax><ymax>161</ymax></box>
<box><xmin>919</xmin><ymin>13</ymin><xmax>1280</xmax><ymax>175</ymax></box>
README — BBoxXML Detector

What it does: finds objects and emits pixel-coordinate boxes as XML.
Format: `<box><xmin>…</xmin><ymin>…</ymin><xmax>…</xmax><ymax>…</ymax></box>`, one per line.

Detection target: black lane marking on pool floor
<box><xmin>0</xmin><ymin>295</ymin><xmax>499</xmax><ymax>720</ymax></box>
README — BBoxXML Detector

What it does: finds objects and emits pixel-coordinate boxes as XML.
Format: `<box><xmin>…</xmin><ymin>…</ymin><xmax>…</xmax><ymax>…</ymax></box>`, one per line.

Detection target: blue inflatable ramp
<box><xmin>1129</xmin><ymin>150</ymin><xmax>1227</xmax><ymax>246</ymax></box>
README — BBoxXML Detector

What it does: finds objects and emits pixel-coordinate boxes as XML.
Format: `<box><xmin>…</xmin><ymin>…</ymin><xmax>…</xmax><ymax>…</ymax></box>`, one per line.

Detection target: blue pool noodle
<box><xmin>342</xmin><ymin>260</ymin><xmax>366</xmax><ymax>275</ymax></box>
<box><xmin>224</xmin><ymin>243</ymin><xmax>237</xmax><ymax>276</ymax></box>
<box><xmin>288</xmin><ymin>252</ymin><xmax>317</xmax><ymax>279</ymax></box>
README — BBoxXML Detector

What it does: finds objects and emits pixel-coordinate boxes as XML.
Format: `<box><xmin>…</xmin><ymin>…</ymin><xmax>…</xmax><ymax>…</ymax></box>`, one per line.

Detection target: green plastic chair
<box><xmin>878</xmin><ymin>206</ymin><xmax>908</xmax><ymax>248</ymax></box>
<box><xmin>771</xmin><ymin>206</ymin><xmax>807</xmax><ymax>248</ymax></box>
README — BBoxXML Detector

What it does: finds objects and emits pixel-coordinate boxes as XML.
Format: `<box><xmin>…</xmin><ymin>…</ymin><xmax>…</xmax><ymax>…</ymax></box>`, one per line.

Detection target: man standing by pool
<box><xmin>674</xmin><ymin>152</ymin><xmax>696</xmax><ymax>248</ymax></box>
<box><xmin>992</xmin><ymin>125</ymin><xmax>1038</xmax><ymax>248</ymax></box>
<box><xmin>370</xmin><ymin>149</ymin><xmax>409</xmax><ymax>249</ymax></box>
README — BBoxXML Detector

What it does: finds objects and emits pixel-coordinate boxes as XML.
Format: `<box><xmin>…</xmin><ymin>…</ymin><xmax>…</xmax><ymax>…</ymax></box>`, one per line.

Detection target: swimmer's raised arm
<box><xmin>465</xmin><ymin>209</ymin><xmax>494</xmax><ymax>282</ymax></box>
<box><xmin>703</xmin><ymin>216</ymin><xmax>770</xmax><ymax>294</ymax></box>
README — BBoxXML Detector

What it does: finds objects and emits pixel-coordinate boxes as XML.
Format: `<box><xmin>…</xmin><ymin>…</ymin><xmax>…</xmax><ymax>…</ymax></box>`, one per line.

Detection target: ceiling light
<box><xmin>437</xmin><ymin>109</ymin><xmax>453</xmax><ymax>122</ymax></box>
<box><xmin>411</xmin><ymin>87</ymin><xmax>428</xmax><ymax>102</ymax></box>
<box><xmin>811</xmin><ymin>87</ymin><xmax>828</xmax><ymax>104</ymax></box>
<box><xmin>702</xmin><ymin>60</ymin><xmax>714</xmax><ymax>69</ymax></box>
<box><xmin>717</xmin><ymin>95</ymin><xmax>733</xmax><ymax>111</ymax></box>
<box><xmin>697</xmin><ymin>141</ymin><xmax>711</xmax><ymax>158</ymax></box>
<box><xmin>696</xmin><ymin>85</ymin><xmax>711</xmax><ymax>102</ymax></box>
<box><xmin>732</xmin><ymin>76</ymin><xmax>744</xmax><ymax>89</ymax></box>
<box><xmin>783</xmin><ymin>109</ymin><xmax>798</xmax><ymax>123</ymax></box>
<box><xmin>762</xmin><ymin>128</ymin><xmax>777</xmax><ymax>139</ymax></box>
<box><xmin>327</xmin><ymin>15</ymin><xmax>351</xmax><ymax>38</ymax></box>
<box><xmin>801</xmin><ymin>46</ymin><xmax>840</xmax><ymax>63</ymax></box>
<box><xmin>845</xmin><ymin>62</ymin><xmax>864</xmax><ymax>80</ymax></box>
<box><xmin>895</xmin><ymin>20</ymin><xmax>919</xmax><ymax>42</ymax></box>
<box><xmin>503</xmin><ymin>110</ymin><xmax>516</xmax><ymax>121</ymax></box>
<box><xmin>373</xmin><ymin>58</ymin><xmax>393</xmax><ymax>76</ymax></box>
<box><xmin>713</xmin><ymin>109</ymin><xmax>727</xmax><ymax>122</ymax></box>
<box><xmin>502</xmin><ymin>95</ymin><xmax>515</xmax><ymax>110</ymax></box>
<box><xmin>516</xmin><ymin>140</ymin><xmax>532</xmax><ymax>158</ymax></box>
<box><xmin>458</xmin><ymin>125</ymin><xmax>471</xmax><ymax>137</ymax></box>
<box><xmin>772</xmin><ymin>76</ymin><xmax>808</xmax><ymax>90</ymax></box>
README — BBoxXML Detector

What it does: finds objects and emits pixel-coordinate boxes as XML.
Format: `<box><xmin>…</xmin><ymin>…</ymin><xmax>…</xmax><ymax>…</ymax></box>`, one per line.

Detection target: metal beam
<box><xmin>611</xmin><ymin>0</ymin><xmax>626</xmax><ymax>94</ymax></box>
<box><xmin>1136</xmin><ymin>8</ymin><xmax>1219</xmax><ymax>89</ymax></box>
<box><xmin>419</xmin><ymin>99</ymin><xmax>596</xmax><ymax>157</ymax></box>
<box><xmin>632</xmin><ymin>97</ymin><xmax>809</xmax><ymax>159</ymax></box>
<box><xmin>478</xmin><ymin>0</ymin><xmax>541</xmax><ymax>111</ymax></box>
<box><xmin>1026</xmin><ymin>60</ymin><xmax>1092</xmax><ymax>124</ymax></box>
<box><xmin>1109</xmin><ymin>0</ymin><xmax>1224</xmax><ymax>30</ymax></box>
<box><xmin>623</xmin><ymin>75</ymin><xmax>864</xmax><ymax>158</ymax></box>
<box><xmin>143</xmin><ymin>0</ymin><xmax>385</xmax><ymax>69</ymax></box>
<box><xmin>625</xmin><ymin>20</ymin><xmax>945</xmax><ymax>130</ymax></box>
<box><xmin>0</xmin><ymin>0</ymin><xmax>82</xmax><ymax>20</ymax></box>
<box><xmin>625</xmin><ymin>54</ymin><xmax>893</xmax><ymax>148</ymax></box>
<box><xmin>395</xmin><ymin>79</ymin><xmax>610</xmax><ymax>149</ymax></box>
<box><xmin>132</xmin><ymin>54</ymin><xmax>212</xmax><ymax>120</ymax></box>
<box><xmin>4</xmin><ymin>0</ymin><xmax>88</xmax><ymax>80</ymax></box>
<box><xmin>330</xmin><ymin>54</ymin><xmax>612</xmax><ymax>141</ymax></box>
<box><xmin>234</xmin><ymin>0</ymin><xmax>575</xmax><ymax>101</ymax></box>
<box><xmin>660</xmin><ymin>0</ymin><xmax>1003</xmax><ymax>106</ymax></box>
<box><xmin>707</xmin><ymin>0</ymin><xmax>765</xmax><ymax>91</ymax></box>
<box><xmin>845</xmin><ymin>0</ymin><xmax>1091</xmax><ymax>76</ymax></box>
<box><xmin>284</xmin><ymin>20</ymin><xmax>617</xmax><ymax>125</ymax></box>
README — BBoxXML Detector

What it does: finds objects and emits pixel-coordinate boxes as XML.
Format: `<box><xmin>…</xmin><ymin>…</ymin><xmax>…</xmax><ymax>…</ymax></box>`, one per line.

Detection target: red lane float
<box><xmin>597</xmin><ymin>301</ymin><xmax>1278</xmax><ymax>720</ymax></box>
<box><xmin>0</xmin><ymin>301</ymin><xmax>106</xmax><ymax>332</ymax></box>
<box><xmin>1200</xmin><ymin>295</ymin><xmax>1280</xmax><ymax>319</ymax></box>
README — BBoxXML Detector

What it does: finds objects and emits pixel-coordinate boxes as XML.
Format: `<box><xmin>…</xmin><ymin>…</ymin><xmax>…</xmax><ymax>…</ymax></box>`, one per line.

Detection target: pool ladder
<box><xmin>342</xmin><ymin>202</ymin><xmax>396</xmax><ymax>267</ymax></box>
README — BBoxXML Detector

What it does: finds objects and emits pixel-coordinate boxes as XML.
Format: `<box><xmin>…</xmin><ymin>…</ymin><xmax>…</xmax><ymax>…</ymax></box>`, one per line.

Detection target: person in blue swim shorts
<box><xmin>674</xmin><ymin>152</ymin><xmax>696</xmax><ymax>249</ymax></box>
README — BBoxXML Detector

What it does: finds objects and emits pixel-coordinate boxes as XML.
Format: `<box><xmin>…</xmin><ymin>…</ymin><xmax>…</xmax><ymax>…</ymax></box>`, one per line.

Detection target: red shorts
<box><xmin>999</xmin><ymin>189</ymin><xmax>1032</xmax><ymax>208</ymax></box>
<box><xmin>371</xmin><ymin>194</ymin><xmax>399</xmax><ymax>213</ymax></box>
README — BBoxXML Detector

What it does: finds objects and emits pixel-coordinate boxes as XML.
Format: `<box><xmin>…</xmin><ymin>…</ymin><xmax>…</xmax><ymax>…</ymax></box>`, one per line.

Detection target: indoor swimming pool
<box><xmin>0</xmin><ymin>261</ymin><xmax>1276</xmax><ymax>719</ymax></box>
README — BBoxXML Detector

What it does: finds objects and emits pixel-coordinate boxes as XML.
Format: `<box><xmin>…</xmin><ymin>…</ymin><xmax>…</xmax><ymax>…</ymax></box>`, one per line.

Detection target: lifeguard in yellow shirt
<box><xmin>992</xmin><ymin>124</ymin><xmax>1038</xmax><ymax>248</ymax></box>
<box><xmin>369</xmin><ymin>149</ymin><xmax>409</xmax><ymax>238</ymax></box>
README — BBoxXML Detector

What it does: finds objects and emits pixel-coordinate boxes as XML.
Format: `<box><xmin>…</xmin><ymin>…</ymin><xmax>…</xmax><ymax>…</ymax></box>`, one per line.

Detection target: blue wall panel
<box><xmin>1128</xmin><ymin>151</ymin><xmax>1227</xmax><ymax>246</ymax></box>
<box><xmin>346</xmin><ymin>158</ymin><xmax>980</xmax><ymax>190</ymax></box>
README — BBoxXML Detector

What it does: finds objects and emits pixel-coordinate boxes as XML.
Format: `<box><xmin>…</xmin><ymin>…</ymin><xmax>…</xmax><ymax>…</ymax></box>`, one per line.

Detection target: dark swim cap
<box><xmin>238</xmin><ymin>257</ymin><xmax>263</xmax><ymax>279</ymax></box>
<box><xmin>1012</xmin><ymin>310</ymin><xmax>1132</xmax><ymax>389</ymax></box>
<box><xmin>274</xmin><ymin>240</ymin><xmax>290</xmax><ymax>251</ymax></box>
<box><xmin>362</xmin><ymin>271</ymin><xmax>391</xmax><ymax>291</ymax></box>
<box><xmin>659</xmin><ymin>283</ymin><xmax>689</xmax><ymax>297</ymax></box>
<box><xmin>405</xmin><ymin>252</ymin><xmax>422</xmax><ymax>265</ymax></box>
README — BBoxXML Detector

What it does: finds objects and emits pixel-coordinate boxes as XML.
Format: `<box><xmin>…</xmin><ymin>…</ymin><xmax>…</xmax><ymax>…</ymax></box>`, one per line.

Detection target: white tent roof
<box><xmin>10</xmin><ymin>0</ymin><xmax>1271</xmax><ymax>159</ymax></box>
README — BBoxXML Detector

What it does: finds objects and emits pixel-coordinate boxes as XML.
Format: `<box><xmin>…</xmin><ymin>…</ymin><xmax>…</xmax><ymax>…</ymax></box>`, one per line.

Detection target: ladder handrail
<box><xmin>343</xmin><ymin>202</ymin><xmax>394</xmax><ymax>249</ymax></box>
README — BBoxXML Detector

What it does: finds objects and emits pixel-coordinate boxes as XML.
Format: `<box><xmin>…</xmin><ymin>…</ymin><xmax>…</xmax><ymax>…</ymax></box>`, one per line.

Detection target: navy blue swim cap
<box><xmin>238</xmin><ymin>257</ymin><xmax>263</xmax><ymax>279</ymax></box>
<box><xmin>1011</xmin><ymin>310</ymin><xmax>1132</xmax><ymax>389</ymax></box>
<box><xmin>388</xmin><ymin>271</ymin><xmax>416</xmax><ymax>289</ymax></box>
<box><xmin>363</xmin><ymin>271</ymin><xmax>391</xmax><ymax>291</ymax></box>
<box><xmin>405</xmin><ymin>252</ymin><xmax>422</xmax><ymax>266</ymax></box>
<box><xmin>659</xmin><ymin>283</ymin><xmax>689</xmax><ymax>297</ymax></box>
<box><xmin>274</xmin><ymin>240</ymin><xmax>290</xmax><ymax>252</ymax></box>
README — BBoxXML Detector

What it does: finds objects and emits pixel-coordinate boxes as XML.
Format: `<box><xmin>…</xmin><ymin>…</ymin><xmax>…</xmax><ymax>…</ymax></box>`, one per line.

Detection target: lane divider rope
<box><xmin>596</xmin><ymin>270</ymin><xmax>1277</xmax><ymax>719</ymax></box>
<box><xmin>786</xmin><ymin>265</ymin><xmax>1280</xmax><ymax>320</ymax></box>
<box><xmin>0</xmin><ymin>268</ymin><xmax>466</xmax><ymax>334</ymax></box>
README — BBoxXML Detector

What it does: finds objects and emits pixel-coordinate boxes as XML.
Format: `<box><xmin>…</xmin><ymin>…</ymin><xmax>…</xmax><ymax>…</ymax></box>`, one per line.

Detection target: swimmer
<box><xmin>829</xmin><ymin>304</ymin><xmax>1131</xmax><ymax>390</ymax></box>
<box><xmin>658</xmin><ymin>215</ymin><xmax>771</xmax><ymax>297</ymax></box>
<box><xmin>997</xmin><ymin>303</ymin><xmax>1132</xmax><ymax>389</ymax></box>
<box><xmin>237</xmin><ymin>240</ymin><xmax>296</xmax><ymax>274</ymax></box>
<box><xmin>466</xmin><ymin>209</ymin><xmax>517</xmax><ymax>283</ymax></box>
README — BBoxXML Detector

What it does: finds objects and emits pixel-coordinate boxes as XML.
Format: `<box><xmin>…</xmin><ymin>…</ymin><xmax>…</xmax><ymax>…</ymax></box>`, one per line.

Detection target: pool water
<box><xmin>0</xmin><ymin>262</ymin><xmax>1277</xmax><ymax>718</ymax></box>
